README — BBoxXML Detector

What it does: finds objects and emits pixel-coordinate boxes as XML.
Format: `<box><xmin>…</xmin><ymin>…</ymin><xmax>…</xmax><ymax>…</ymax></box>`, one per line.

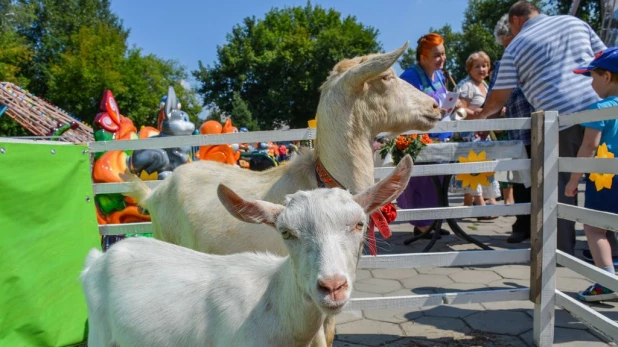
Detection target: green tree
<box><xmin>0</xmin><ymin>30</ymin><xmax>33</xmax><ymax>86</ymax></box>
<box><xmin>15</xmin><ymin>0</ymin><xmax>126</xmax><ymax>96</ymax></box>
<box><xmin>0</xmin><ymin>0</ymin><xmax>202</xmax><ymax>137</ymax></box>
<box><xmin>46</xmin><ymin>24</ymin><xmax>128</xmax><ymax>122</ymax></box>
<box><xmin>0</xmin><ymin>0</ymin><xmax>35</xmax><ymax>136</ymax></box>
<box><xmin>229</xmin><ymin>92</ymin><xmax>259</xmax><ymax>131</ymax></box>
<box><xmin>548</xmin><ymin>0</ymin><xmax>601</xmax><ymax>30</ymax></box>
<box><xmin>206</xmin><ymin>107</ymin><xmax>223</xmax><ymax>124</ymax></box>
<box><xmin>193</xmin><ymin>2</ymin><xmax>381</xmax><ymax>129</ymax></box>
<box><xmin>48</xmin><ymin>33</ymin><xmax>202</xmax><ymax>128</ymax></box>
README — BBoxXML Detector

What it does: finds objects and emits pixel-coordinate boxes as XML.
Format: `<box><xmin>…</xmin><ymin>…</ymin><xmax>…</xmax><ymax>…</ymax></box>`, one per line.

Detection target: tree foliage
<box><xmin>547</xmin><ymin>0</ymin><xmax>602</xmax><ymax>31</ymax></box>
<box><xmin>193</xmin><ymin>2</ymin><xmax>381</xmax><ymax>129</ymax></box>
<box><xmin>230</xmin><ymin>92</ymin><xmax>259</xmax><ymax>131</ymax></box>
<box><xmin>0</xmin><ymin>0</ymin><xmax>201</xmax><ymax>136</ymax></box>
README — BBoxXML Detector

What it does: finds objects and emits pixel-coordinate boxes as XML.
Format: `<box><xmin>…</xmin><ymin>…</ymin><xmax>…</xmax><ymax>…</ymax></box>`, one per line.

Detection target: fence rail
<box><xmin>557</xmin><ymin>106</ymin><xmax>618</xmax><ymax>127</ymax></box>
<box><xmin>98</xmin><ymin>203</ymin><xmax>531</xmax><ymax>235</ymax></box>
<box><xmin>558</xmin><ymin>157</ymin><xmax>618</xmax><ymax>174</ymax></box>
<box><xmin>87</xmin><ymin>118</ymin><xmax>532</xmax><ymax>153</ymax></box>
<box><xmin>552</xmin><ymin>106</ymin><xmax>618</xmax><ymax>344</ymax></box>
<box><xmin>357</xmin><ymin>249</ymin><xmax>530</xmax><ymax>269</ymax></box>
<box><xmin>556</xmin><ymin>251</ymin><xmax>618</xmax><ymax>293</ymax></box>
<box><xmin>346</xmin><ymin>288</ymin><xmax>530</xmax><ymax>311</ymax></box>
<box><xmin>557</xmin><ymin>203</ymin><xmax>618</xmax><ymax>232</ymax></box>
<box><xmin>94</xmin><ymin>158</ymin><xmax>531</xmax><ymax>194</ymax></box>
<box><xmin>88</xmin><ymin>128</ymin><xmax>316</xmax><ymax>153</ymax></box>
<box><xmin>555</xmin><ymin>291</ymin><xmax>618</xmax><ymax>342</ymax></box>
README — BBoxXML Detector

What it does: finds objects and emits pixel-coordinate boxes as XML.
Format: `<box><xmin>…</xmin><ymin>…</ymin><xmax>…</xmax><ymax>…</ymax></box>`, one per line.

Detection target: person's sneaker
<box><xmin>577</xmin><ymin>283</ymin><xmax>618</xmax><ymax>302</ymax></box>
<box><xmin>507</xmin><ymin>232</ymin><xmax>530</xmax><ymax>243</ymax></box>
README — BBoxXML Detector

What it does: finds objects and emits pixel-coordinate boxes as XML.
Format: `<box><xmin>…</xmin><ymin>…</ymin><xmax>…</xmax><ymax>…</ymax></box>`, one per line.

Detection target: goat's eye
<box><xmin>382</xmin><ymin>75</ymin><xmax>392</xmax><ymax>81</ymax></box>
<box><xmin>281</xmin><ymin>230</ymin><xmax>293</xmax><ymax>239</ymax></box>
<box><xmin>354</xmin><ymin>222</ymin><xmax>365</xmax><ymax>231</ymax></box>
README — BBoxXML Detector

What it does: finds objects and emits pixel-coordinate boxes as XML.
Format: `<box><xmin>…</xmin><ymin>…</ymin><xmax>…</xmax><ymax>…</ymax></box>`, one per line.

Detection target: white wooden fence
<box><xmin>88</xmin><ymin>108</ymin><xmax>618</xmax><ymax>346</ymax></box>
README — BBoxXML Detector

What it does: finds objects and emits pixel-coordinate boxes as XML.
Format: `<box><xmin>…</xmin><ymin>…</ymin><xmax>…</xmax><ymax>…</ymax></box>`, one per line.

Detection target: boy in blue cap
<box><xmin>566</xmin><ymin>47</ymin><xmax>618</xmax><ymax>302</ymax></box>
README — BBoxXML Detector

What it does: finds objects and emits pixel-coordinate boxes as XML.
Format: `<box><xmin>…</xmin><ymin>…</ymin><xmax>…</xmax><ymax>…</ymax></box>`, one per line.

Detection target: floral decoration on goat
<box><xmin>589</xmin><ymin>143</ymin><xmax>614</xmax><ymax>191</ymax></box>
<box><xmin>379</xmin><ymin>133</ymin><xmax>433</xmax><ymax>164</ymax></box>
<box><xmin>455</xmin><ymin>150</ymin><xmax>494</xmax><ymax>190</ymax></box>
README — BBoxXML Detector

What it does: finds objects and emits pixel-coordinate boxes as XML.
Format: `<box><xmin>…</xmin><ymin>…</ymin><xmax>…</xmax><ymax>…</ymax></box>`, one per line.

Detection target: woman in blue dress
<box><xmin>397</xmin><ymin>33</ymin><xmax>459</xmax><ymax>238</ymax></box>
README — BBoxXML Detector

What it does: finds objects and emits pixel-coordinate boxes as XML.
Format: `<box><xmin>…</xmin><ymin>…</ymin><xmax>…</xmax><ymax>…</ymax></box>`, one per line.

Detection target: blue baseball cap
<box><xmin>573</xmin><ymin>47</ymin><xmax>618</xmax><ymax>76</ymax></box>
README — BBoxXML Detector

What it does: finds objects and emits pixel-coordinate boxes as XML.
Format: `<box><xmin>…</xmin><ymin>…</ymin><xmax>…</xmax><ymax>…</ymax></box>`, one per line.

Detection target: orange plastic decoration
<box><xmin>93</xmin><ymin>151</ymin><xmax>128</xmax><ymax>183</ymax></box>
<box><xmin>107</xmin><ymin>206</ymin><xmax>151</xmax><ymax>224</ymax></box>
<box><xmin>198</xmin><ymin>118</ymin><xmax>240</xmax><ymax>165</ymax></box>
<box><xmin>139</xmin><ymin>126</ymin><xmax>160</xmax><ymax>139</ymax></box>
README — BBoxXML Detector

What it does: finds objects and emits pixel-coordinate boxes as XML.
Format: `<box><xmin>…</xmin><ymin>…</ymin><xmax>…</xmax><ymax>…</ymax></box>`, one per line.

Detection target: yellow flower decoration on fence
<box><xmin>456</xmin><ymin>150</ymin><xmax>494</xmax><ymax>190</ymax></box>
<box><xmin>589</xmin><ymin>143</ymin><xmax>615</xmax><ymax>191</ymax></box>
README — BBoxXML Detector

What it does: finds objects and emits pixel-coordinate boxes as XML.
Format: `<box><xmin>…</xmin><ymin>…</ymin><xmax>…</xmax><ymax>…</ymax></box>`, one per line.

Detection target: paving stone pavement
<box><xmin>334</xmin><ymin>190</ymin><xmax>618</xmax><ymax>346</ymax></box>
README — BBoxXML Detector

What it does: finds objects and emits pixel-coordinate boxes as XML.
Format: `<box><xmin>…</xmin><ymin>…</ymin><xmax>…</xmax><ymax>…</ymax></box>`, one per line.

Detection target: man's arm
<box><xmin>470</xmin><ymin>88</ymin><xmax>513</xmax><ymax>119</ymax></box>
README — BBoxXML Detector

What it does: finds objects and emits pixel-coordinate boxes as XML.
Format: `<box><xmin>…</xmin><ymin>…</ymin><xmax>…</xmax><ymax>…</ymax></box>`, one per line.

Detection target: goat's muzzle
<box><xmin>317</xmin><ymin>275</ymin><xmax>349</xmax><ymax>302</ymax></box>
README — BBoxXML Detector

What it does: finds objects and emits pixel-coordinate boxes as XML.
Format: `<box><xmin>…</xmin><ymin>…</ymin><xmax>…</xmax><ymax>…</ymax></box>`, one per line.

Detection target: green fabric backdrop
<box><xmin>0</xmin><ymin>141</ymin><xmax>99</xmax><ymax>346</ymax></box>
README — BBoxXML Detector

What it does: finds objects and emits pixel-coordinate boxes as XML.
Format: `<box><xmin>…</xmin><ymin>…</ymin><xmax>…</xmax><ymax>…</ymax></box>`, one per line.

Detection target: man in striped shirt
<box><xmin>473</xmin><ymin>1</ymin><xmax>606</xmax><ymax>255</ymax></box>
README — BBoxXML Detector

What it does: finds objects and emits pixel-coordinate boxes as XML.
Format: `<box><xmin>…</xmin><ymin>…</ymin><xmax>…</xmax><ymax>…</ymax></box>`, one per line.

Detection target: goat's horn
<box><xmin>344</xmin><ymin>42</ymin><xmax>409</xmax><ymax>87</ymax></box>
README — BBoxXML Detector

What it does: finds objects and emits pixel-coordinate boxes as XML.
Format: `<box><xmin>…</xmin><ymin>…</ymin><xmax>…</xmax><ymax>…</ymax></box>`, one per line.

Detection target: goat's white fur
<box><xmin>82</xmin><ymin>157</ymin><xmax>414</xmax><ymax>347</ymax></box>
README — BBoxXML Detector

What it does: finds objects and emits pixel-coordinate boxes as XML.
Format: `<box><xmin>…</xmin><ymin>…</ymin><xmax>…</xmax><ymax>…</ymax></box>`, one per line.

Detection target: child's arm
<box><xmin>564</xmin><ymin>127</ymin><xmax>602</xmax><ymax>197</ymax></box>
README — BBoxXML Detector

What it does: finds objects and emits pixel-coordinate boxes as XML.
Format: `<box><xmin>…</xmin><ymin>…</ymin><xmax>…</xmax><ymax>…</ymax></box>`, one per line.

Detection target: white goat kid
<box><xmin>82</xmin><ymin>156</ymin><xmax>414</xmax><ymax>347</ymax></box>
<box><xmin>124</xmin><ymin>42</ymin><xmax>440</xmax><ymax>257</ymax></box>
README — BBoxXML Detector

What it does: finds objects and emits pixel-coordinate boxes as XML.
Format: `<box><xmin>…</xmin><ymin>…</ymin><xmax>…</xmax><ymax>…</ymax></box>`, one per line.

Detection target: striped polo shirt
<box><xmin>493</xmin><ymin>14</ymin><xmax>606</xmax><ymax>119</ymax></box>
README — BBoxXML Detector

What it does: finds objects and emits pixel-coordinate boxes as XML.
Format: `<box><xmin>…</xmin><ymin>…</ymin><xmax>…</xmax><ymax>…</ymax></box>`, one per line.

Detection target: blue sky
<box><xmin>110</xmin><ymin>0</ymin><xmax>468</xmax><ymax>79</ymax></box>
<box><xmin>110</xmin><ymin>0</ymin><xmax>468</xmax><ymax>117</ymax></box>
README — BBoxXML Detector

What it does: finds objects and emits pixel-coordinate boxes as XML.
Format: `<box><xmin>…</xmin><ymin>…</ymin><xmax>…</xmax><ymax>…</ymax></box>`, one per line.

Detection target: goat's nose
<box><xmin>317</xmin><ymin>275</ymin><xmax>348</xmax><ymax>294</ymax></box>
<box><xmin>432</xmin><ymin>101</ymin><xmax>439</xmax><ymax>110</ymax></box>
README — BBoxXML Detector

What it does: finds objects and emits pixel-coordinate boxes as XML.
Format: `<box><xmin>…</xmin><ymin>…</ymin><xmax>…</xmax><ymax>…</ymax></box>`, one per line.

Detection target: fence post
<box><xmin>529</xmin><ymin>110</ymin><xmax>559</xmax><ymax>346</ymax></box>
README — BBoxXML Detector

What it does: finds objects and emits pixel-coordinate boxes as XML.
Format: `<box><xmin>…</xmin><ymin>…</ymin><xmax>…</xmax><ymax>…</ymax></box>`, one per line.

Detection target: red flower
<box><xmin>380</xmin><ymin>203</ymin><xmax>397</xmax><ymax>223</ymax></box>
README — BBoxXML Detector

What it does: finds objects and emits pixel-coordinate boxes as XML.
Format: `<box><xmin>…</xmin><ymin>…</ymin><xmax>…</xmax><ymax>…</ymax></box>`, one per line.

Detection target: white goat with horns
<box><xmin>83</xmin><ymin>156</ymin><xmax>414</xmax><ymax>347</ymax></box>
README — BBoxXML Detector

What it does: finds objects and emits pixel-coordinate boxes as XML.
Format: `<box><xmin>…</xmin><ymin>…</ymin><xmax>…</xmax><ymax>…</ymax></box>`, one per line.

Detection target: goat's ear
<box><xmin>217</xmin><ymin>184</ymin><xmax>284</xmax><ymax>226</ymax></box>
<box><xmin>344</xmin><ymin>42</ymin><xmax>409</xmax><ymax>88</ymax></box>
<box><xmin>353</xmin><ymin>155</ymin><xmax>413</xmax><ymax>213</ymax></box>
